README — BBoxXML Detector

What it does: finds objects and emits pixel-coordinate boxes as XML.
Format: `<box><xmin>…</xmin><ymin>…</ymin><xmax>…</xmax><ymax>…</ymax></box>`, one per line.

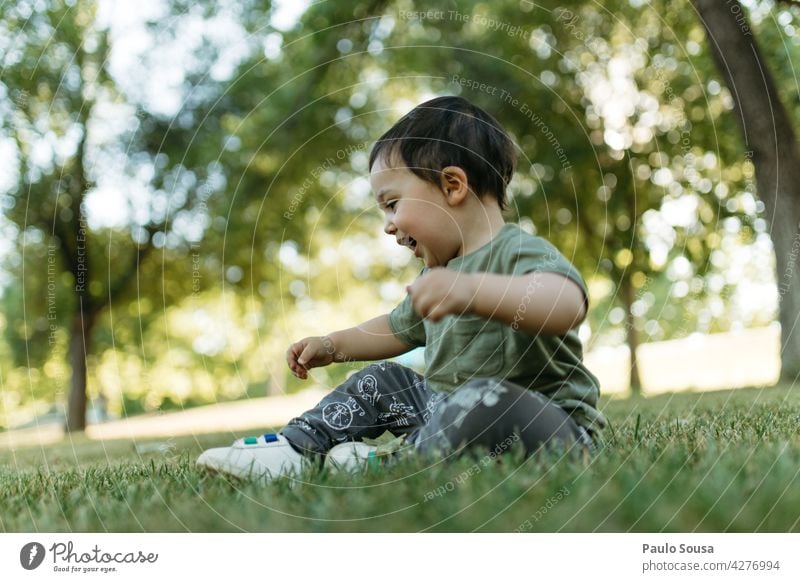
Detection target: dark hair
<box><xmin>369</xmin><ymin>96</ymin><xmax>516</xmax><ymax>211</ymax></box>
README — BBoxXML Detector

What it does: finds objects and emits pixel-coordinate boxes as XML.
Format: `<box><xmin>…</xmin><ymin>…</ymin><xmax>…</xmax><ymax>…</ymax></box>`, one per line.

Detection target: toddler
<box><xmin>197</xmin><ymin>96</ymin><xmax>607</xmax><ymax>480</ymax></box>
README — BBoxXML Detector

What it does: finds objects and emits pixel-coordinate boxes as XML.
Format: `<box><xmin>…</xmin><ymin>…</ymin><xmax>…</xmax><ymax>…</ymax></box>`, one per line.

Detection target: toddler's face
<box><xmin>370</xmin><ymin>157</ymin><xmax>462</xmax><ymax>268</ymax></box>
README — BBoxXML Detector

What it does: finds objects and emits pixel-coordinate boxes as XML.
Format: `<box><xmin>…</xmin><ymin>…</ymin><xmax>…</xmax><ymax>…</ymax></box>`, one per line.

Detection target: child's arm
<box><xmin>286</xmin><ymin>314</ymin><xmax>414</xmax><ymax>380</ymax></box>
<box><xmin>405</xmin><ymin>269</ymin><xmax>586</xmax><ymax>336</ymax></box>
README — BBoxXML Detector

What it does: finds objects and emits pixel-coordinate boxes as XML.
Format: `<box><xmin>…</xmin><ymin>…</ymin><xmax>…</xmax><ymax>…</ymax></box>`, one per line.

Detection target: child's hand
<box><xmin>286</xmin><ymin>336</ymin><xmax>336</xmax><ymax>380</ymax></box>
<box><xmin>406</xmin><ymin>268</ymin><xmax>477</xmax><ymax>322</ymax></box>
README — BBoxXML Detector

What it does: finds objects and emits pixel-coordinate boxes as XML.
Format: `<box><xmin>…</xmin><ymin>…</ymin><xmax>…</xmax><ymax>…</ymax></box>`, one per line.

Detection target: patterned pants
<box><xmin>281</xmin><ymin>360</ymin><xmax>592</xmax><ymax>460</ymax></box>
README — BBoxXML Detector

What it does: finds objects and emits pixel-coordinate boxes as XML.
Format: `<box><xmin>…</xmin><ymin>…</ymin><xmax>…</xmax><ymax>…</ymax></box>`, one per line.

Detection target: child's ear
<box><xmin>439</xmin><ymin>166</ymin><xmax>469</xmax><ymax>206</ymax></box>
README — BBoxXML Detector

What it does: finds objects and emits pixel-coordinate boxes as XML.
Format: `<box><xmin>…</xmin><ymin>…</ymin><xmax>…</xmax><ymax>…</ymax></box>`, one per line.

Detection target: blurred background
<box><xmin>0</xmin><ymin>0</ymin><xmax>797</xmax><ymax>438</ymax></box>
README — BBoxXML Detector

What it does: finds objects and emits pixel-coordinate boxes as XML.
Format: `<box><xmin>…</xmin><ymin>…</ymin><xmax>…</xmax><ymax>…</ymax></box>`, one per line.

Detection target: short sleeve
<box><xmin>509</xmin><ymin>236</ymin><xmax>590</xmax><ymax>311</ymax></box>
<box><xmin>388</xmin><ymin>271</ymin><xmax>427</xmax><ymax>347</ymax></box>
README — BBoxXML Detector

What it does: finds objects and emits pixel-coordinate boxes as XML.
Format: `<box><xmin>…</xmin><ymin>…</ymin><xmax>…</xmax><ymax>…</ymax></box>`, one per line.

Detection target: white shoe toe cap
<box><xmin>197</xmin><ymin>438</ymin><xmax>304</xmax><ymax>481</ymax></box>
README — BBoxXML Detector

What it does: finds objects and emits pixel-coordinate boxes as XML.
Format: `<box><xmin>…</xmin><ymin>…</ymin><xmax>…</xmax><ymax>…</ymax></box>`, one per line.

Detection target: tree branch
<box><xmin>693</xmin><ymin>0</ymin><xmax>799</xmax><ymax>165</ymax></box>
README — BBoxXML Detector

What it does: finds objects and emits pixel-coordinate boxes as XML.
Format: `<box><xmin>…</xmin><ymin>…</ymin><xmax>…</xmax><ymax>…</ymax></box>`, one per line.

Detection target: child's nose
<box><xmin>383</xmin><ymin>217</ymin><xmax>396</xmax><ymax>235</ymax></box>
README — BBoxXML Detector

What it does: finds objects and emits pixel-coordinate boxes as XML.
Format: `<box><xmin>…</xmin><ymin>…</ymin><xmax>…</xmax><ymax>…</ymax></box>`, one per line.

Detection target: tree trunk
<box><xmin>694</xmin><ymin>0</ymin><xmax>800</xmax><ymax>383</ymax></box>
<box><xmin>621</xmin><ymin>276</ymin><xmax>644</xmax><ymax>395</ymax></box>
<box><xmin>66</xmin><ymin>307</ymin><xmax>96</xmax><ymax>432</ymax></box>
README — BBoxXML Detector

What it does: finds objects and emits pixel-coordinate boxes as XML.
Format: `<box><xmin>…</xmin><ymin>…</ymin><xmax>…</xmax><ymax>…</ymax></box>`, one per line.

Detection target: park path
<box><xmin>0</xmin><ymin>387</ymin><xmax>328</xmax><ymax>449</ymax></box>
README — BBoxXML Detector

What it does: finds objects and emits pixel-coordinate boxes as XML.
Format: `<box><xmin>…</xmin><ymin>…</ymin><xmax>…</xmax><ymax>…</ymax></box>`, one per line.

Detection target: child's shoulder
<box><xmin>498</xmin><ymin>222</ymin><xmax>562</xmax><ymax>255</ymax></box>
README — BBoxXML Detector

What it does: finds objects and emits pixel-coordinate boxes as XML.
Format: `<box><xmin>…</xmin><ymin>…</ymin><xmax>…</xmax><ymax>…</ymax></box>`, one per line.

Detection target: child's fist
<box><xmin>406</xmin><ymin>268</ymin><xmax>477</xmax><ymax>322</ymax></box>
<box><xmin>285</xmin><ymin>336</ymin><xmax>337</xmax><ymax>379</ymax></box>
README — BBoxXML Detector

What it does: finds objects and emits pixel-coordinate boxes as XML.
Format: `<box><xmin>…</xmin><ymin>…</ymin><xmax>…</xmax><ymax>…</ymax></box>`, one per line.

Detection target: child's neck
<box><xmin>457</xmin><ymin>202</ymin><xmax>507</xmax><ymax>257</ymax></box>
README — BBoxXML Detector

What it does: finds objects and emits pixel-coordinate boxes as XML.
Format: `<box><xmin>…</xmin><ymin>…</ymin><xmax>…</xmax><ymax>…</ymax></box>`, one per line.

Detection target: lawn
<box><xmin>1</xmin><ymin>384</ymin><xmax>798</xmax><ymax>532</ymax></box>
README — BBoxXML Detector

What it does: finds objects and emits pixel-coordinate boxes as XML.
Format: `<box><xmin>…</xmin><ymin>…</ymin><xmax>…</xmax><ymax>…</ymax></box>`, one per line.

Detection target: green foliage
<box><xmin>0</xmin><ymin>0</ymin><xmax>239</xmax><ymax>371</ymax></box>
<box><xmin>0</xmin><ymin>385</ymin><xmax>798</xmax><ymax>531</ymax></box>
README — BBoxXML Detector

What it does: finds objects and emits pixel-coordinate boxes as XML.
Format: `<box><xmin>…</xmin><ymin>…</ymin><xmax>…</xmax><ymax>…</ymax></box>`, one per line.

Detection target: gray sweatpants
<box><xmin>281</xmin><ymin>360</ymin><xmax>592</xmax><ymax>460</ymax></box>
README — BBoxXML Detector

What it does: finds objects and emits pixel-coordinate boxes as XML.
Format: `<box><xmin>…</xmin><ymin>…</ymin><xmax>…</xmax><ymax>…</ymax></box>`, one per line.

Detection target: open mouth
<box><xmin>397</xmin><ymin>236</ymin><xmax>417</xmax><ymax>256</ymax></box>
<box><xmin>398</xmin><ymin>235</ymin><xmax>418</xmax><ymax>252</ymax></box>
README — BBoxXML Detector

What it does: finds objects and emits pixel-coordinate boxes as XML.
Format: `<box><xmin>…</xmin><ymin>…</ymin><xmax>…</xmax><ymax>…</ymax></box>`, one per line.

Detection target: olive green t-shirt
<box><xmin>387</xmin><ymin>222</ymin><xmax>607</xmax><ymax>436</ymax></box>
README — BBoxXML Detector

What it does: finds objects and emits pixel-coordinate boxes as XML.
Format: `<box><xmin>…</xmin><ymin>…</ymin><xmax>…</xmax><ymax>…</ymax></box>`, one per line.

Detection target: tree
<box><xmin>692</xmin><ymin>0</ymin><xmax>800</xmax><ymax>383</ymax></box>
<box><xmin>0</xmin><ymin>0</ymin><xmax>251</xmax><ymax>429</ymax></box>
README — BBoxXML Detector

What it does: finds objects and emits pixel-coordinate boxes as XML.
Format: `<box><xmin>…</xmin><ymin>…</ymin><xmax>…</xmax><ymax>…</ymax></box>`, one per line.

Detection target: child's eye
<box><xmin>385</xmin><ymin>201</ymin><xmax>397</xmax><ymax>210</ymax></box>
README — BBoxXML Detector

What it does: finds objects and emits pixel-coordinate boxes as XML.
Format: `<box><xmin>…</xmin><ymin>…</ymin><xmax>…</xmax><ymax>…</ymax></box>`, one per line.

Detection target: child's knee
<box><xmin>432</xmin><ymin>379</ymin><xmax>579</xmax><ymax>454</ymax></box>
<box><xmin>456</xmin><ymin>378</ymin><xmax>524</xmax><ymax>408</ymax></box>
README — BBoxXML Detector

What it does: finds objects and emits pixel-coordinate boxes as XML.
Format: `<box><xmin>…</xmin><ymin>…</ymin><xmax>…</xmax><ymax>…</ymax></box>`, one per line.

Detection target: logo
<box><xmin>322</xmin><ymin>402</ymin><xmax>353</xmax><ymax>430</ymax></box>
<box><xmin>20</xmin><ymin>542</ymin><xmax>46</xmax><ymax>570</ymax></box>
<box><xmin>357</xmin><ymin>374</ymin><xmax>379</xmax><ymax>405</ymax></box>
<box><xmin>321</xmin><ymin>397</ymin><xmax>366</xmax><ymax>431</ymax></box>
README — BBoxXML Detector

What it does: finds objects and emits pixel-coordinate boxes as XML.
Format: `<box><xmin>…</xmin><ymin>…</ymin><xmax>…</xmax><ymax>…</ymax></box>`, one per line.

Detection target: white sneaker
<box><xmin>324</xmin><ymin>441</ymin><xmax>378</xmax><ymax>472</ymax></box>
<box><xmin>196</xmin><ymin>433</ymin><xmax>304</xmax><ymax>481</ymax></box>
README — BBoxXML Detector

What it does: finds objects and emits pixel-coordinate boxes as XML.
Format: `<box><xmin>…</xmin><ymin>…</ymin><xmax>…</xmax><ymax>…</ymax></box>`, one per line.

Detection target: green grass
<box><xmin>1</xmin><ymin>384</ymin><xmax>799</xmax><ymax>532</ymax></box>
